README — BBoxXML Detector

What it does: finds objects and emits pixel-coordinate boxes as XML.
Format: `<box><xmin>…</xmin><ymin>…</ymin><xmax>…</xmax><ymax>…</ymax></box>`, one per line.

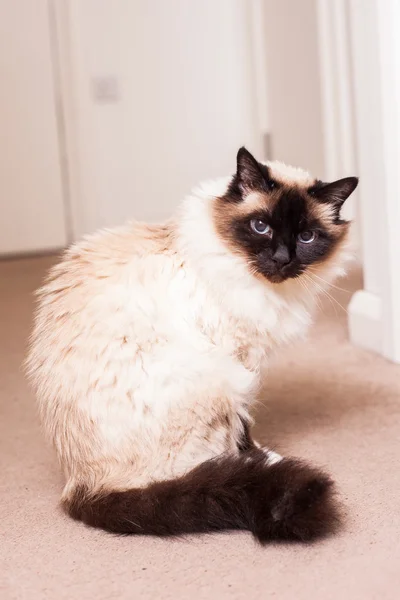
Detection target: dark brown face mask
<box><xmin>213</xmin><ymin>147</ymin><xmax>358</xmax><ymax>283</ymax></box>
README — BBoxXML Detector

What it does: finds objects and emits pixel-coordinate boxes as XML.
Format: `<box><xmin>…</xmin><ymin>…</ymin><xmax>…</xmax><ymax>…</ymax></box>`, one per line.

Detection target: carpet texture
<box><xmin>1</xmin><ymin>256</ymin><xmax>400</xmax><ymax>600</ymax></box>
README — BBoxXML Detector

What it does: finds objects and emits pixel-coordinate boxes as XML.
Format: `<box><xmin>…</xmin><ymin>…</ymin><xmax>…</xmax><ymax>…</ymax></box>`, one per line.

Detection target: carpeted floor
<box><xmin>1</xmin><ymin>256</ymin><xmax>400</xmax><ymax>600</ymax></box>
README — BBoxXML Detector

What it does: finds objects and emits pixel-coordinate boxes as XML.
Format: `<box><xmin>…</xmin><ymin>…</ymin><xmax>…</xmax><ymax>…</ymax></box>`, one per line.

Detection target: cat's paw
<box><xmin>252</xmin><ymin>458</ymin><xmax>342</xmax><ymax>543</ymax></box>
<box><xmin>262</xmin><ymin>447</ymin><xmax>283</xmax><ymax>466</ymax></box>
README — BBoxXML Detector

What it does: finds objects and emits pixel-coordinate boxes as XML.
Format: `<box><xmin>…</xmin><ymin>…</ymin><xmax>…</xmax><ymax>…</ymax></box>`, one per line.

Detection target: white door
<box><xmin>0</xmin><ymin>0</ymin><xmax>67</xmax><ymax>254</ymax></box>
<box><xmin>263</xmin><ymin>0</ymin><xmax>325</xmax><ymax>178</ymax></box>
<box><xmin>61</xmin><ymin>0</ymin><xmax>262</xmax><ymax>237</ymax></box>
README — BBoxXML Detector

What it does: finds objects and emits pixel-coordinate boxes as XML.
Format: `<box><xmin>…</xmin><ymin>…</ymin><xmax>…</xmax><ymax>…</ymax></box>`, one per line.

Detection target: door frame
<box><xmin>50</xmin><ymin>0</ymin><xmax>83</xmax><ymax>242</ymax></box>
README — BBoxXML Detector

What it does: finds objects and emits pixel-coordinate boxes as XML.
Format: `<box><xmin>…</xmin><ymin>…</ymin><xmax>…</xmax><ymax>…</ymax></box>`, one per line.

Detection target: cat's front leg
<box><xmin>238</xmin><ymin>417</ymin><xmax>282</xmax><ymax>465</ymax></box>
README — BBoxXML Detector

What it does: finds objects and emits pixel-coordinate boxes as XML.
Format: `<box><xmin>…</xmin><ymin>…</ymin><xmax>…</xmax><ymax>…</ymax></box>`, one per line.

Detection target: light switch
<box><xmin>91</xmin><ymin>76</ymin><xmax>120</xmax><ymax>103</ymax></box>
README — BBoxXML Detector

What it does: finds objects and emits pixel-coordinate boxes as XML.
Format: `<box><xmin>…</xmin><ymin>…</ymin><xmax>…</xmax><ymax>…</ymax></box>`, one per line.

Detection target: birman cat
<box><xmin>27</xmin><ymin>147</ymin><xmax>358</xmax><ymax>543</ymax></box>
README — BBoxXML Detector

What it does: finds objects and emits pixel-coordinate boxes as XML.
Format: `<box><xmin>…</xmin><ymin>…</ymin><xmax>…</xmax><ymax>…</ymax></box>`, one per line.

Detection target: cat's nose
<box><xmin>272</xmin><ymin>245</ymin><xmax>290</xmax><ymax>267</ymax></box>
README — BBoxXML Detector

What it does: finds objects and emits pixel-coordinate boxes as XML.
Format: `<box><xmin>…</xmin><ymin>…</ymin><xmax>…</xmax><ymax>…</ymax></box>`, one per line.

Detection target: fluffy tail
<box><xmin>65</xmin><ymin>450</ymin><xmax>341</xmax><ymax>543</ymax></box>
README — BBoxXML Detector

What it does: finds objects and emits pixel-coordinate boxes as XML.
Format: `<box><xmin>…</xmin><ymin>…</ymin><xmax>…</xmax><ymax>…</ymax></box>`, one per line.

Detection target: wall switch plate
<box><xmin>92</xmin><ymin>76</ymin><xmax>120</xmax><ymax>103</ymax></box>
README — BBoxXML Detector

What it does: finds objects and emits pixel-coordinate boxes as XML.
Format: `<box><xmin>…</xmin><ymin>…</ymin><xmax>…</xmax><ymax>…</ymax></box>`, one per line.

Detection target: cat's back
<box><xmin>26</xmin><ymin>221</ymin><xmax>179</xmax><ymax>389</ymax></box>
<box><xmin>36</xmin><ymin>220</ymin><xmax>176</xmax><ymax>308</ymax></box>
<box><xmin>47</xmin><ymin>220</ymin><xmax>176</xmax><ymax>286</ymax></box>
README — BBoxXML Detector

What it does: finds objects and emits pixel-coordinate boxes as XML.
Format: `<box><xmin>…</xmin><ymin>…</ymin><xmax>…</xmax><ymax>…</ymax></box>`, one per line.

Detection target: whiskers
<box><xmin>302</xmin><ymin>271</ymin><xmax>348</xmax><ymax>315</ymax></box>
<box><xmin>298</xmin><ymin>277</ymin><xmax>323</xmax><ymax>313</ymax></box>
<box><xmin>307</xmin><ymin>268</ymin><xmax>349</xmax><ymax>293</ymax></box>
<box><xmin>246</xmin><ymin>260</ymin><xmax>349</xmax><ymax>317</ymax></box>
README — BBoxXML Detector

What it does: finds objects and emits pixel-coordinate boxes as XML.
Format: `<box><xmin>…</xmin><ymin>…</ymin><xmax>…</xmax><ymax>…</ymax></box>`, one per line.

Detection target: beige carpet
<box><xmin>1</xmin><ymin>256</ymin><xmax>400</xmax><ymax>600</ymax></box>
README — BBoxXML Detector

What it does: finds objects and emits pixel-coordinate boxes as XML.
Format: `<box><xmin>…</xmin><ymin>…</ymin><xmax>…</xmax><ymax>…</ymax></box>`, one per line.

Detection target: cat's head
<box><xmin>213</xmin><ymin>147</ymin><xmax>358</xmax><ymax>284</ymax></box>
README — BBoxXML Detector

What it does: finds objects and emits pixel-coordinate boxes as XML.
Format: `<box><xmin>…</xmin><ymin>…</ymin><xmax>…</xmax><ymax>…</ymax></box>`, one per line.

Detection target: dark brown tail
<box><xmin>66</xmin><ymin>450</ymin><xmax>341</xmax><ymax>543</ymax></box>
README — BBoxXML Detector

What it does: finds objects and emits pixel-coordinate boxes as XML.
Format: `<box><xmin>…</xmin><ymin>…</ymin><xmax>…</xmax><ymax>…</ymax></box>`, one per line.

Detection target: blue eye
<box><xmin>298</xmin><ymin>231</ymin><xmax>316</xmax><ymax>243</ymax></box>
<box><xmin>250</xmin><ymin>219</ymin><xmax>272</xmax><ymax>235</ymax></box>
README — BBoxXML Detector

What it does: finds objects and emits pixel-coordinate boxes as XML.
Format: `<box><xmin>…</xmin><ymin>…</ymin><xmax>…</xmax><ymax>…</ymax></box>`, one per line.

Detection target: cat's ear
<box><xmin>313</xmin><ymin>177</ymin><xmax>358</xmax><ymax>206</ymax></box>
<box><xmin>236</xmin><ymin>147</ymin><xmax>267</xmax><ymax>193</ymax></box>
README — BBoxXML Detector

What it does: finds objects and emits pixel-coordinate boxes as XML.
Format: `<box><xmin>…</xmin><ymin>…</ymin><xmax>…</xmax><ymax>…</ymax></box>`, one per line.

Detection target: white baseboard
<box><xmin>348</xmin><ymin>289</ymin><xmax>382</xmax><ymax>356</ymax></box>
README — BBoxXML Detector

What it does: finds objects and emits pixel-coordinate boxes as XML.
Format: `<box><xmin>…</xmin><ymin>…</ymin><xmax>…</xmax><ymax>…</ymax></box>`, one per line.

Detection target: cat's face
<box><xmin>213</xmin><ymin>147</ymin><xmax>358</xmax><ymax>284</ymax></box>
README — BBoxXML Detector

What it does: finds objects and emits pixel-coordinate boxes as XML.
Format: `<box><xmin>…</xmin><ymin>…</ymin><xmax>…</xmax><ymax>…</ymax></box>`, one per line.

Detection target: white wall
<box><xmin>0</xmin><ymin>0</ymin><xmax>67</xmax><ymax>254</ymax></box>
<box><xmin>348</xmin><ymin>0</ymin><xmax>400</xmax><ymax>363</ymax></box>
<box><xmin>262</xmin><ymin>0</ymin><xmax>359</xmax><ymax>240</ymax></box>
<box><xmin>63</xmin><ymin>0</ymin><xmax>261</xmax><ymax>237</ymax></box>
<box><xmin>349</xmin><ymin>0</ymin><xmax>384</xmax><ymax>297</ymax></box>
<box><xmin>262</xmin><ymin>0</ymin><xmax>325</xmax><ymax>178</ymax></box>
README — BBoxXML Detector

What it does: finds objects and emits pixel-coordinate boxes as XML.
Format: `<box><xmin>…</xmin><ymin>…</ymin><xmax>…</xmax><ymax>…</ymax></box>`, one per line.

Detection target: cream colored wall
<box><xmin>0</xmin><ymin>0</ymin><xmax>67</xmax><ymax>254</ymax></box>
<box><xmin>65</xmin><ymin>0</ymin><xmax>261</xmax><ymax>237</ymax></box>
<box><xmin>263</xmin><ymin>0</ymin><xmax>325</xmax><ymax>178</ymax></box>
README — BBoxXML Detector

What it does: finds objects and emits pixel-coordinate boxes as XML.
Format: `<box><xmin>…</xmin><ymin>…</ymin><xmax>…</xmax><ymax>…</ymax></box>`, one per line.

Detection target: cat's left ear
<box><xmin>313</xmin><ymin>177</ymin><xmax>359</xmax><ymax>207</ymax></box>
<box><xmin>236</xmin><ymin>147</ymin><xmax>267</xmax><ymax>193</ymax></box>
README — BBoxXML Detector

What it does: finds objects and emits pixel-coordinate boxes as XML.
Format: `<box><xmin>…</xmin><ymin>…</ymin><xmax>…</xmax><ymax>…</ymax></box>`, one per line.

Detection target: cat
<box><xmin>26</xmin><ymin>147</ymin><xmax>358</xmax><ymax>543</ymax></box>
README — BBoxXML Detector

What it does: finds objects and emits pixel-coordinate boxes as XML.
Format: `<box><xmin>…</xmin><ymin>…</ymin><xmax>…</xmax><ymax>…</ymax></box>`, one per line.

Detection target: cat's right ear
<box><xmin>236</xmin><ymin>147</ymin><xmax>266</xmax><ymax>194</ymax></box>
<box><xmin>312</xmin><ymin>177</ymin><xmax>359</xmax><ymax>207</ymax></box>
